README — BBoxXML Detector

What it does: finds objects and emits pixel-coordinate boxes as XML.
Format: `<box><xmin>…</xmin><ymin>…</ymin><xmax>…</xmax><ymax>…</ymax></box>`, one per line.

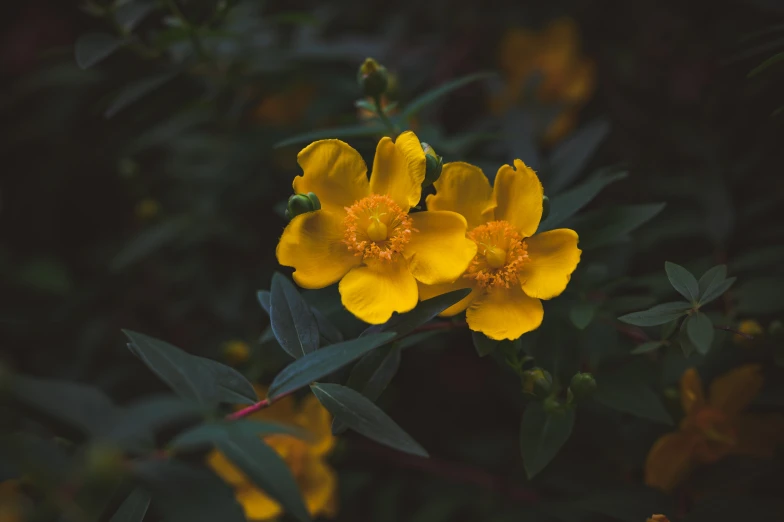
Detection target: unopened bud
<box><xmin>357</xmin><ymin>58</ymin><xmax>389</xmax><ymax>98</ymax></box>
<box><xmin>421</xmin><ymin>143</ymin><xmax>443</xmax><ymax>187</ymax></box>
<box><xmin>541</xmin><ymin>195</ymin><xmax>550</xmax><ymax>221</ymax></box>
<box><xmin>569</xmin><ymin>372</ymin><xmax>597</xmax><ymax>400</ymax></box>
<box><xmin>542</xmin><ymin>395</ymin><xmax>563</xmax><ymax>413</ymax></box>
<box><xmin>285</xmin><ymin>192</ymin><xmax>321</xmax><ymax>220</ymax></box>
<box><xmin>522</xmin><ymin>367</ymin><xmax>552</xmax><ymax>399</ymax></box>
<box><xmin>85</xmin><ymin>444</ymin><xmax>125</xmax><ymax>481</ymax></box>
<box><xmin>223</xmin><ymin>340</ymin><xmax>251</xmax><ymax>365</ymax></box>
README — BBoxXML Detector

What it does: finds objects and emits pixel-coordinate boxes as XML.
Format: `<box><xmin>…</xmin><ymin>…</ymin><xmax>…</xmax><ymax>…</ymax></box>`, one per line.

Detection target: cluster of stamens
<box><xmin>464</xmin><ymin>220</ymin><xmax>529</xmax><ymax>288</ymax></box>
<box><xmin>342</xmin><ymin>194</ymin><xmax>414</xmax><ymax>262</ymax></box>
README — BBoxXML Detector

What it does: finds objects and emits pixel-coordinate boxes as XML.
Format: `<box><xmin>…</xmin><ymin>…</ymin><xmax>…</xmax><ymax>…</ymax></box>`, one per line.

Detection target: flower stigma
<box><xmin>465</xmin><ymin>220</ymin><xmax>529</xmax><ymax>288</ymax></box>
<box><xmin>343</xmin><ymin>194</ymin><xmax>413</xmax><ymax>262</ymax></box>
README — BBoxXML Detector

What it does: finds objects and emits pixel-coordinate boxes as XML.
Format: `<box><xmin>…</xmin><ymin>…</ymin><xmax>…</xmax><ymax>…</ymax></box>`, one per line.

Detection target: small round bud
<box><xmin>421</xmin><ymin>142</ymin><xmax>443</xmax><ymax>187</ymax></box>
<box><xmin>357</xmin><ymin>58</ymin><xmax>389</xmax><ymax>98</ymax></box>
<box><xmin>569</xmin><ymin>372</ymin><xmax>597</xmax><ymax>400</ymax></box>
<box><xmin>223</xmin><ymin>340</ymin><xmax>250</xmax><ymax>365</ymax></box>
<box><xmin>286</xmin><ymin>193</ymin><xmax>321</xmax><ymax>220</ymax></box>
<box><xmin>541</xmin><ymin>195</ymin><xmax>550</xmax><ymax>221</ymax></box>
<box><xmin>542</xmin><ymin>395</ymin><xmax>562</xmax><ymax>413</ymax></box>
<box><xmin>522</xmin><ymin>367</ymin><xmax>552</xmax><ymax>399</ymax></box>
<box><xmin>733</xmin><ymin>319</ymin><xmax>763</xmax><ymax>346</ymax></box>
<box><xmin>85</xmin><ymin>444</ymin><xmax>125</xmax><ymax>481</ymax></box>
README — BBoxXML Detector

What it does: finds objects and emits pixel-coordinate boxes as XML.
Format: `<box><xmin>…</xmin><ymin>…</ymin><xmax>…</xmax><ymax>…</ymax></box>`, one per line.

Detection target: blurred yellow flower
<box><xmin>0</xmin><ymin>481</ymin><xmax>29</xmax><ymax>522</ymax></box>
<box><xmin>422</xmin><ymin>161</ymin><xmax>581</xmax><ymax>340</ymax></box>
<box><xmin>223</xmin><ymin>339</ymin><xmax>251</xmax><ymax>365</ymax></box>
<box><xmin>645</xmin><ymin>365</ymin><xmax>784</xmax><ymax>492</ymax></box>
<box><xmin>134</xmin><ymin>198</ymin><xmax>159</xmax><ymax>221</ymax></box>
<box><xmin>647</xmin><ymin>516</ymin><xmax>670</xmax><ymax>522</ymax></box>
<box><xmin>208</xmin><ymin>389</ymin><xmax>337</xmax><ymax>521</ymax></box>
<box><xmin>733</xmin><ymin>319</ymin><xmax>763</xmax><ymax>345</ymax></box>
<box><xmin>491</xmin><ymin>18</ymin><xmax>596</xmax><ymax>144</ymax></box>
<box><xmin>276</xmin><ymin>131</ymin><xmax>476</xmax><ymax>324</ymax></box>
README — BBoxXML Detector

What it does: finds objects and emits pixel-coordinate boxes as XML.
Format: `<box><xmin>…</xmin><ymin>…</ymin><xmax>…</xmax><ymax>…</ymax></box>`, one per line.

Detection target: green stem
<box><xmin>373</xmin><ymin>94</ymin><xmax>398</xmax><ymax>137</ymax></box>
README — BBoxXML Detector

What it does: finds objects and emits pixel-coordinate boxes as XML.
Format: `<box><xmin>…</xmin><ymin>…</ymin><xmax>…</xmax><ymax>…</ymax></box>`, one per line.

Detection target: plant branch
<box><xmin>714</xmin><ymin>325</ymin><xmax>753</xmax><ymax>340</ymax></box>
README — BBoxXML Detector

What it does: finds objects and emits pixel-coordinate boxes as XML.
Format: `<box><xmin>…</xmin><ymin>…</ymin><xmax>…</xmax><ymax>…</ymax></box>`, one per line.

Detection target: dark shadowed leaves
<box><xmin>593</xmin><ymin>372</ymin><xmax>673</xmax><ymax>425</ymax></box>
<box><xmin>618</xmin><ymin>302</ymin><xmax>692</xmax><ymax>327</ymax></box>
<box><xmin>362</xmin><ymin>289</ymin><xmax>471</xmax><ymax>339</ymax></box>
<box><xmin>546</xmin><ymin>119</ymin><xmax>611</xmax><ymax>194</ymax></box>
<box><xmin>538</xmin><ymin>170</ymin><xmax>627</xmax><ymax>232</ymax></box>
<box><xmin>109</xmin><ymin>488</ymin><xmax>151</xmax><ymax>522</ymax></box>
<box><xmin>519</xmin><ymin>402</ymin><xmax>575</xmax><ymax>479</ymax></box>
<box><xmin>75</xmin><ymin>33</ymin><xmax>122</xmax><ymax>69</ymax></box>
<box><xmin>270</xmin><ymin>273</ymin><xmax>320</xmax><ymax>358</ymax></box>
<box><xmin>685</xmin><ymin>312</ymin><xmax>714</xmax><ymax>355</ymax></box>
<box><xmin>665</xmin><ymin>262</ymin><xmax>700</xmax><ymax>303</ymax></box>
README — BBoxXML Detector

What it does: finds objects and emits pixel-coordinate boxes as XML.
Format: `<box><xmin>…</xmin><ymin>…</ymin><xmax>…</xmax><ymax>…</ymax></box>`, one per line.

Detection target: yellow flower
<box><xmin>223</xmin><ymin>340</ymin><xmax>251</xmax><ymax>365</ymax></box>
<box><xmin>276</xmin><ymin>131</ymin><xmax>477</xmax><ymax>324</ymax></box>
<box><xmin>421</xmin><ymin>161</ymin><xmax>581</xmax><ymax>340</ymax></box>
<box><xmin>647</xmin><ymin>516</ymin><xmax>670</xmax><ymax>522</ymax></box>
<box><xmin>645</xmin><ymin>365</ymin><xmax>784</xmax><ymax>492</ymax></box>
<box><xmin>733</xmin><ymin>319</ymin><xmax>763</xmax><ymax>345</ymax></box>
<box><xmin>208</xmin><ymin>389</ymin><xmax>338</xmax><ymax>520</ymax></box>
<box><xmin>491</xmin><ymin>18</ymin><xmax>596</xmax><ymax>144</ymax></box>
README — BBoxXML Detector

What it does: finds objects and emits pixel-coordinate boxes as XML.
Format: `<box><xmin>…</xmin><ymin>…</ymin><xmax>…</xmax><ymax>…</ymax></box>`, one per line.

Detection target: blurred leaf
<box><xmin>333</xmin><ymin>344</ymin><xmax>402</xmax><ymax>434</ymax></box>
<box><xmin>594</xmin><ymin>372</ymin><xmax>673</xmax><ymax>424</ymax></box>
<box><xmin>75</xmin><ymin>33</ymin><xmax>123</xmax><ymax>69</ymax></box>
<box><xmin>697</xmin><ymin>265</ymin><xmax>727</xmax><ymax>302</ymax></box>
<box><xmin>399</xmin><ymin>72</ymin><xmax>494</xmax><ymax>120</ymax></box>
<box><xmin>124</xmin><ymin>330</ymin><xmax>258</xmax><ymax>406</ymax></box>
<box><xmin>519</xmin><ymin>402</ymin><xmax>575</xmax><ymax>479</ymax></box>
<box><xmin>15</xmin><ymin>259</ymin><xmax>71</xmax><ymax>294</ymax></box>
<box><xmin>274</xmin><ymin>123</ymin><xmax>386</xmax><ymax>148</ymax></box>
<box><xmin>500</xmin><ymin>108</ymin><xmax>540</xmax><ymax>171</ymax></box>
<box><xmin>361</xmin><ymin>289</ymin><xmax>471</xmax><ymax>339</ymax></box>
<box><xmin>630</xmin><ymin>341</ymin><xmax>663</xmax><ymax>355</ymax></box>
<box><xmin>355</xmin><ymin>99</ymin><xmax>376</xmax><ymax>112</ymax></box>
<box><xmin>105</xmin><ymin>71</ymin><xmax>178</xmax><ymax>118</ymax></box>
<box><xmin>685</xmin><ymin>312</ymin><xmax>714</xmax><ymax>355</ymax></box>
<box><xmin>618</xmin><ymin>302</ymin><xmax>692</xmax><ymax>326</ymax></box>
<box><xmin>538</xmin><ymin>171</ymin><xmax>627</xmax><ymax>232</ymax></box>
<box><xmin>270</xmin><ymin>273</ymin><xmax>320</xmax><ymax>358</ymax></box>
<box><xmin>267</xmin><ymin>333</ymin><xmax>396</xmax><ymax>400</ymax></box>
<box><xmin>699</xmin><ymin>277</ymin><xmax>736</xmax><ymax>306</ymax></box>
<box><xmin>731</xmin><ymin>246</ymin><xmax>784</xmax><ymax>272</ymax></box>
<box><xmin>312</xmin><ymin>383</ymin><xmax>428</xmax><ymax>457</ymax></box>
<box><xmin>107</xmin><ymin>395</ymin><xmax>203</xmax><ymax>452</ymax></box>
<box><xmin>665</xmin><ymin>262</ymin><xmax>700</xmax><ymax>303</ymax></box>
<box><xmin>575</xmin><ymin>203</ymin><xmax>666</xmax><ymax>249</ymax></box>
<box><xmin>111</xmin><ymin>216</ymin><xmax>191</xmax><ymax>271</ymax></box>
<box><xmin>170</xmin><ymin>420</ymin><xmax>302</xmax><ymax>452</ymax></box>
<box><xmin>735</xmin><ymin>277</ymin><xmax>784</xmax><ymax>314</ymax></box>
<box><xmin>257</xmin><ymin>290</ymin><xmax>271</xmax><ymax>315</ymax></box>
<box><xmin>569</xmin><ymin>301</ymin><xmax>596</xmax><ymax>330</ymax></box>
<box><xmin>115</xmin><ymin>1</ymin><xmax>157</xmax><ymax>31</ymax></box>
<box><xmin>748</xmin><ymin>51</ymin><xmax>784</xmax><ymax>77</ymax></box>
<box><xmin>472</xmin><ymin>331</ymin><xmax>500</xmax><ymax>357</ymax></box>
<box><xmin>109</xmin><ymin>488</ymin><xmax>150</xmax><ymax>522</ymax></box>
<box><xmin>546</xmin><ymin>119</ymin><xmax>611</xmax><ymax>194</ymax></box>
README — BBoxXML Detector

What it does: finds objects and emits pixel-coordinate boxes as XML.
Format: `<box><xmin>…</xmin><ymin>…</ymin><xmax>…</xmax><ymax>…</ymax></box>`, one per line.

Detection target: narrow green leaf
<box><xmin>538</xmin><ymin>171</ymin><xmax>627</xmax><ymax>232</ymax></box>
<box><xmin>547</xmin><ymin>119</ymin><xmax>611</xmax><ymax>194</ymax></box>
<box><xmin>519</xmin><ymin>402</ymin><xmax>575</xmax><ymax>479</ymax></box>
<box><xmin>107</xmin><ymin>395</ymin><xmax>204</xmax><ymax>452</ymax></box>
<box><xmin>258</xmin><ymin>290</ymin><xmax>271</xmax><ymax>315</ymax></box>
<box><xmin>700</xmin><ymin>277</ymin><xmax>736</xmax><ymax>306</ymax></box>
<box><xmin>170</xmin><ymin>420</ymin><xmax>303</xmax><ymax>452</ymax></box>
<box><xmin>115</xmin><ymin>1</ymin><xmax>157</xmax><ymax>31</ymax></box>
<box><xmin>569</xmin><ymin>301</ymin><xmax>596</xmax><ymax>330</ymax></box>
<box><xmin>270</xmin><ymin>273</ymin><xmax>320</xmax><ymax>358</ymax></box>
<box><xmin>312</xmin><ymin>383</ymin><xmax>428</xmax><ymax>457</ymax></box>
<box><xmin>267</xmin><ymin>333</ymin><xmax>396</xmax><ymax>400</ymax></box>
<box><xmin>400</xmin><ymin>72</ymin><xmax>494</xmax><ymax>120</ymax></box>
<box><xmin>354</xmin><ymin>99</ymin><xmax>376</xmax><ymax>112</ymax></box>
<box><xmin>312</xmin><ymin>307</ymin><xmax>344</xmax><ymax>345</ymax></box>
<box><xmin>274</xmin><ymin>123</ymin><xmax>386</xmax><ymax>148</ymax></box>
<box><xmin>124</xmin><ymin>330</ymin><xmax>257</xmax><ymax>406</ymax></box>
<box><xmin>105</xmin><ymin>71</ymin><xmax>178</xmax><ymax>118</ymax></box>
<box><xmin>664</xmin><ymin>262</ymin><xmax>700</xmax><ymax>303</ymax></box>
<box><xmin>75</xmin><ymin>33</ymin><xmax>122</xmax><ymax>69</ymax></box>
<box><xmin>630</xmin><ymin>341</ymin><xmax>663</xmax><ymax>355</ymax></box>
<box><xmin>661</xmin><ymin>319</ymin><xmax>680</xmax><ymax>339</ymax></box>
<box><xmin>748</xmin><ymin>52</ymin><xmax>784</xmax><ymax>77</ymax></box>
<box><xmin>471</xmin><ymin>331</ymin><xmax>500</xmax><ymax>357</ymax></box>
<box><xmin>593</xmin><ymin>373</ymin><xmax>673</xmax><ymax>425</ymax></box>
<box><xmin>576</xmin><ymin>203</ymin><xmax>666</xmax><ymax>249</ymax></box>
<box><xmin>686</xmin><ymin>312</ymin><xmax>714</xmax><ymax>355</ymax></box>
<box><xmin>618</xmin><ymin>302</ymin><xmax>692</xmax><ymax>327</ymax></box>
<box><xmin>697</xmin><ymin>265</ymin><xmax>727</xmax><ymax>302</ymax></box>
<box><xmin>110</xmin><ymin>216</ymin><xmax>190</xmax><ymax>271</ymax></box>
<box><xmin>110</xmin><ymin>488</ymin><xmax>151</xmax><ymax>522</ymax></box>
<box><xmin>362</xmin><ymin>288</ymin><xmax>471</xmax><ymax>339</ymax></box>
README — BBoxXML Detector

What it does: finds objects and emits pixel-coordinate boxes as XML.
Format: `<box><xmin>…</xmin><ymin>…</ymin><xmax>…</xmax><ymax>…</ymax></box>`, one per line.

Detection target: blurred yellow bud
<box><xmin>84</xmin><ymin>444</ymin><xmax>125</xmax><ymax>482</ymax></box>
<box><xmin>421</xmin><ymin>142</ymin><xmax>443</xmax><ymax>187</ymax></box>
<box><xmin>647</xmin><ymin>515</ymin><xmax>670</xmax><ymax>522</ymax></box>
<box><xmin>223</xmin><ymin>340</ymin><xmax>251</xmax><ymax>365</ymax></box>
<box><xmin>357</xmin><ymin>58</ymin><xmax>389</xmax><ymax>98</ymax></box>
<box><xmin>135</xmin><ymin>198</ymin><xmax>160</xmax><ymax>221</ymax></box>
<box><xmin>733</xmin><ymin>319</ymin><xmax>762</xmax><ymax>345</ymax></box>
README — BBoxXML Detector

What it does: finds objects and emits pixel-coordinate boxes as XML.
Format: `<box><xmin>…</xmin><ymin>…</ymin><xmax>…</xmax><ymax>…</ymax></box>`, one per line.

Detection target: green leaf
<box><xmin>664</xmin><ymin>262</ymin><xmax>700</xmax><ymax>303</ymax></box>
<box><xmin>399</xmin><ymin>72</ymin><xmax>494</xmax><ymax>120</ymax></box>
<box><xmin>618</xmin><ymin>302</ymin><xmax>692</xmax><ymax>326</ymax></box>
<box><xmin>75</xmin><ymin>33</ymin><xmax>122</xmax><ymax>69</ymax></box>
<box><xmin>576</xmin><ymin>203</ymin><xmax>666</xmax><ymax>249</ymax></box>
<box><xmin>593</xmin><ymin>372</ymin><xmax>673</xmax><ymax>425</ymax></box>
<box><xmin>333</xmin><ymin>344</ymin><xmax>402</xmax><ymax>434</ymax></box>
<box><xmin>110</xmin><ymin>488</ymin><xmax>151</xmax><ymax>522</ymax></box>
<box><xmin>685</xmin><ymin>312</ymin><xmax>714</xmax><ymax>355</ymax></box>
<box><xmin>270</xmin><ymin>273</ymin><xmax>319</xmax><ymax>359</ymax></box>
<box><xmin>274</xmin><ymin>123</ymin><xmax>386</xmax><ymax>148</ymax></box>
<box><xmin>312</xmin><ymin>307</ymin><xmax>344</xmax><ymax>345</ymax></box>
<box><xmin>110</xmin><ymin>216</ymin><xmax>191</xmax><ymax>271</ymax></box>
<box><xmin>700</xmin><ymin>277</ymin><xmax>736</xmax><ymax>306</ymax></box>
<box><xmin>107</xmin><ymin>395</ymin><xmax>203</xmax><ymax>452</ymax></box>
<box><xmin>257</xmin><ymin>290</ymin><xmax>271</xmax><ymax>315</ymax></box>
<box><xmin>471</xmin><ymin>331</ymin><xmax>500</xmax><ymax>357</ymax></box>
<box><xmin>678</xmin><ymin>319</ymin><xmax>697</xmax><ymax>357</ymax></box>
<box><xmin>311</xmin><ymin>383</ymin><xmax>428</xmax><ymax>457</ymax></box>
<box><xmin>519</xmin><ymin>402</ymin><xmax>575</xmax><ymax>479</ymax></box>
<box><xmin>105</xmin><ymin>71</ymin><xmax>178</xmax><ymax>118</ymax></box>
<box><xmin>538</xmin><ymin>171</ymin><xmax>627</xmax><ymax>232</ymax></box>
<box><xmin>569</xmin><ymin>301</ymin><xmax>596</xmax><ymax>330</ymax></box>
<box><xmin>546</xmin><ymin>119</ymin><xmax>611</xmax><ymax>194</ymax></box>
<box><xmin>630</xmin><ymin>341</ymin><xmax>663</xmax><ymax>355</ymax></box>
<box><xmin>697</xmin><ymin>265</ymin><xmax>727</xmax><ymax>302</ymax></box>
<box><xmin>267</xmin><ymin>333</ymin><xmax>396</xmax><ymax>400</ymax></box>
<box><xmin>124</xmin><ymin>330</ymin><xmax>258</xmax><ymax>406</ymax></box>
<box><xmin>748</xmin><ymin>51</ymin><xmax>784</xmax><ymax>77</ymax></box>
<box><xmin>354</xmin><ymin>99</ymin><xmax>376</xmax><ymax>112</ymax></box>
<box><xmin>115</xmin><ymin>1</ymin><xmax>157</xmax><ymax>31</ymax></box>
<box><xmin>362</xmin><ymin>288</ymin><xmax>471</xmax><ymax>339</ymax></box>
<box><xmin>170</xmin><ymin>420</ymin><xmax>303</xmax><ymax>452</ymax></box>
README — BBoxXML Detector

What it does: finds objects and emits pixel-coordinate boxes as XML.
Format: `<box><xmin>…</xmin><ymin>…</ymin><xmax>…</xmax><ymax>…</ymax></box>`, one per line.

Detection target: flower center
<box><xmin>343</xmin><ymin>194</ymin><xmax>413</xmax><ymax>262</ymax></box>
<box><xmin>464</xmin><ymin>220</ymin><xmax>529</xmax><ymax>288</ymax></box>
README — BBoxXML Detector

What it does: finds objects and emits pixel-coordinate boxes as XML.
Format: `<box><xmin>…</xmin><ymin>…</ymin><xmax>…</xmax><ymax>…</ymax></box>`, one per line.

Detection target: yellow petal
<box><xmin>276</xmin><ymin>210</ymin><xmax>361</xmax><ymax>289</ymax></box>
<box><xmin>369</xmin><ymin>131</ymin><xmax>426</xmax><ymax>211</ymax></box>
<box><xmin>207</xmin><ymin>450</ymin><xmax>247</xmax><ymax>487</ymax></box>
<box><xmin>644</xmin><ymin>432</ymin><xmax>698</xmax><ymax>492</ymax></box>
<box><xmin>709</xmin><ymin>364</ymin><xmax>763</xmax><ymax>417</ymax></box>
<box><xmin>418</xmin><ymin>280</ymin><xmax>478</xmax><ymax>317</ymax></box>
<box><xmin>466</xmin><ymin>286</ymin><xmax>543</xmax><ymax>340</ymax></box>
<box><xmin>405</xmin><ymin>211</ymin><xmax>477</xmax><ymax>285</ymax></box>
<box><xmin>236</xmin><ymin>486</ymin><xmax>282</xmax><ymax>521</ymax></box>
<box><xmin>294</xmin><ymin>139</ymin><xmax>370</xmax><ymax>212</ymax></box>
<box><xmin>426</xmin><ymin>162</ymin><xmax>495</xmax><ymax>230</ymax></box>
<box><xmin>519</xmin><ymin>229</ymin><xmax>581</xmax><ymax>299</ymax></box>
<box><xmin>493</xmin><ymin>160</ymin><xmax>543</xmax><ymax>238</ymax></box>
<box><xmin>300</xmin><ymin>457</ymin><xmax>338</xmax><ymax>518</ymax></box>
<box><xmin>339</xmin><ymin>259</ymin><xmax>418</xmax><ymax>324</ymax></box>
<box><xmin>680</xmin><ymin>368</ymin><xmax>706</xmax><ymax>416</ymax></box>
<box><xmin>295</xmin><ymin>395</ymin><xmax>336</xmax><ymax>457</ymax></box>
<box><xmin>732</xmin><ymin>413</ymin><xmax>784</xmax><ymax>457</ymax></box>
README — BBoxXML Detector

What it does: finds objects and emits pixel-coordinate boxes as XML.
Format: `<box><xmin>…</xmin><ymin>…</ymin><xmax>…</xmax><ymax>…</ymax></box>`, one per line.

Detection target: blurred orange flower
<box><xmin>252</xmin><ymin>84</ymin><xmax>316</xmax><ymax>127</ymax></box>
<box><xmin>645</xmin><ymin>365</ymin><xmax>784</xmax><ymax>492</ymax></box>
<box><xmin>647</xmin><ymin>516</ymin><xmax>670</xmax><ymax>522</ymax></box>
<box><xmin>491</xmin><ymin>18</ymin><xmax>596</xmax><ymax>144</ymax></box>
<box><xmin>208</xmin><ymin>388</ymin><xmax>338</xmax><ymax>520</ymax></box>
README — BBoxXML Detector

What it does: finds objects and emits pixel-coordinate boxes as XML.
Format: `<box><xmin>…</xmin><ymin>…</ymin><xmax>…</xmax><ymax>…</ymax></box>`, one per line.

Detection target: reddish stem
<box><xmin>226</xmin><ymin>398</ymin><xmax>270</xmax><ymax>420</ymax></box>
<box><xmin>714</xmin><ymin>325</ymin><xmax>753</xmax><ymax>340</ymax></box>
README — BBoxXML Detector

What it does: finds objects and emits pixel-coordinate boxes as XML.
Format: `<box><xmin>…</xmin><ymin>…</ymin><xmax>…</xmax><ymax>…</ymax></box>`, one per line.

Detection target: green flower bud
<box><xmin>285</xmin><ymin>192</ymin><xmax>321</xmax><ymax>220</ymax></box>
<box><xmin>569</xmin><ymin>372</ymin><xmax>597</xmax><ymax>400</ymax></box>
<box><xmin>357</xmin><ymin>58</ymin><xmax>389</xmax><ymax>98</ymax></box>
<box><xmin>542</xmin><ymin>395</ymin><xmax>563</xmax><ymax>413</ymax></box>
<box><xmin>541</xmin><ymin>195</ymin><xmax>550</xmax><ymax>221</ymax></box>
<box><xmin>84</xmin><ymin>444</ymin><xmax>125</xmax><ymax>482</ymax></box>
<box><xmin>522</xmin><ymin>367</ymin><xmax>552</xmax><ymax>399</ymax></box>
<box><xmin>421</xmin><ymin>143</ymin><xmax>443</xmax><ymax>187</ymax></box>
